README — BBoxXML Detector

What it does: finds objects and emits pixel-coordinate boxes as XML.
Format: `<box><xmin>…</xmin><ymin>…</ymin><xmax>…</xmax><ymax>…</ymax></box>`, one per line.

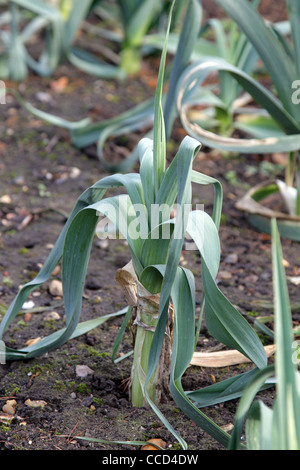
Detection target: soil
<box><xmin>0</xmin><ymin>0</ymin><xmax>299</xmax><ymax>452</ymax></box>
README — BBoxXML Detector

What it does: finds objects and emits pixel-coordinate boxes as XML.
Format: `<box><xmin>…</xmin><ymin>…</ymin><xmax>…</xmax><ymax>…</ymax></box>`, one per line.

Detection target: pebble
<box><xmin>260</xmin><ymin>271</ymin><xmax>271</xmax><ymax>281</ymax></box>
<box><xmin>25</xmin><ymin>399</ymin><xmax>47</xmax><ymax>408</ymax></box>
<box><xmin>217</xmin><ymin>270</ymin><xmax>232</xmax><ymax>281</ymax></box>
<box><xmin>22</xmin><ymin>300</ymin><xmax>35</xmax><ymax>309</ymax></box>
<box><xmin>69</xmin><ymin>167</ymin><xmax>81</xmax><ymax>179</ymax></box>
<box><xmin>82</xmin><ymin>396</ymin><xmax>94</xmax><ymax>407</ymax></box>
<box><xmin>49</xmin><ymin>280</ymin><xmax>63</xmax><ymax>297</ymax></box>
<box><xmin>75</xmin><ymin>365</ymin><xmax>94</xmax><ymax>378</ymax></box>
<box><xmin>0</xmin><ymin>195</ymin><xmax>11</xmax><ymax>204</ymax></box>
<box><xmin>245</xmin><ymin>274</ymin><xmax>258</xmax><ymax>283</ymax></box>
<box><xmin>224</xmin><ymin>253</ymin><xmax>238</xmax><ymax>264</ymax></box>
<box><xmin>2</xmin><ymin>400</ymin><xmax>17</xmax><ymax>416</ymax></box>
<box><xmin>24</xmin><ymin>312</ymin><xmax>32</xmax><ymax>322</ymax></box>
<box><xmin>44</xmin><ymin>311</ymin><xmax>61</xmax><ymax>321</ymax></box>
<box><xmin>96</xmin><ymin>239</ymin><xmax>109</xmax><ymax>250</ymax></box>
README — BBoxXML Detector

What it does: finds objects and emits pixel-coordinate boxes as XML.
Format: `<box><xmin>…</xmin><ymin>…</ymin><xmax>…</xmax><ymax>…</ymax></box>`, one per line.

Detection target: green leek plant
<box><xmin>0</xmin><ymin>0</ymin><xmax>191</xmax><ymax>81</ymax></box>
<box><xmin>0</xmin><ymin>0</ymin><xmax>267</xmax><ymax>448</ymax></box>
<box><xmin>179</xmin><ymin>9</ymin><xmax>260</xmax><ymax>138</ymax></box>
<box><xmin>229</xmin><ymin>219</ymin><xmax>300</xmax><ymax>450</ymax></box>
<box><xmin>8</xmin><ymin>0</ymin><xmax>204</xmax><ymax>173</ymax></box>
<box><xmin>0</xmin><ymin>0</ymin><xmax>126</xmax><ymax>80</ymax></box>
<box><xmin>176</xmin><ymin>0</ymin><xmax>300</xmax><ymax>239</ymax></box>
<box><xmin>9</xmin><ymin>1</ymin><xmax>260</xmax><ymax>171</ymax></box>
<box><xmin>106</xmin><ymin>0</ymin><xmax>165</xmax><ymax>76</ymax></box>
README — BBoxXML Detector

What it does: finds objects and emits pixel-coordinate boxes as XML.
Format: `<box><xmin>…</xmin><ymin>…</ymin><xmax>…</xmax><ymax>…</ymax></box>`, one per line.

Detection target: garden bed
<box><xmin>0</xmin><ymin>0</ymin><xmax>299</xmax><ymax>451</ymax></box>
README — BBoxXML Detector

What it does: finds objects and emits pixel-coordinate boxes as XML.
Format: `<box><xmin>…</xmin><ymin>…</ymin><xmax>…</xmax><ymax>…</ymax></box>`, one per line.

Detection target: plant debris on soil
<box><xmin>0</xmin><ymin>0</ymin><xmax>299</xmax><ymax>452</ymax></box>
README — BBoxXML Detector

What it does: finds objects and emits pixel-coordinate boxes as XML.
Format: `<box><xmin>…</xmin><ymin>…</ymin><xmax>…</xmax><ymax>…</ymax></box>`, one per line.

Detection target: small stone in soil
<box><xmin>75</xmin><ymin>364</ymin><xmax>94</xmax><ymax>377</ymax></box>
<box><xmin>49</xmin><ymin>280</ymin><xmax>63</xmax><ymax>297</ymax></box>
<box><xmin>217</xmin><ymin>270</ymin><xmax>232</xmax><ymax>281</ymax></box>
<box><xmin>81</xmin><ymin>396</ymin><xmax>94</xmax><ymax>407</ymax></box>
<box><xmin>44</xmin><ymin>311</ymin><xmax>60</xmax><ymax>321</ymax></box>
<box><xmin>224</xmin><ymin>253</ymin><xmax>238</xmax><ymax>264</ymax></box>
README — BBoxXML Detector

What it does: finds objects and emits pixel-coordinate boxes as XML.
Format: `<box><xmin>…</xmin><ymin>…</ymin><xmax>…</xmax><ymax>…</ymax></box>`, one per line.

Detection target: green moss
<box><xmin>77</xmin><ymin>383</ymin><xmax>91</xmax><ymax>394</ymax></box>
<box><xmin>54</xmin><ymin>380</ymin><xmax>66</xmax><ymax>391</ymax></box>
<box><xmin>18</xmin><ymin>247</ymin><xmax>29</xmax><ymax>255</ymax></box>
<box><xmin>171</xmin><ymin>407</ymin><xmax>180</xmax><ymax>414</ymax></box>
<box><xmin>67</xmin><ymin>381</ymin><xmax>76</xmax><ymax>389</ymax></box>
<box><xmin>93</xmin><ymin>397</ymin><xmax>105</xmax><ymax>406</ymax></box>
<box><xmin>0</xmin><ymin>424</ymin><xmax>11</xmax><ymax>432</ymax></box>
<box><xmin>247</xmin><ymin>310</ymin><xmax>260</xmax><ymax>318</ymax></box>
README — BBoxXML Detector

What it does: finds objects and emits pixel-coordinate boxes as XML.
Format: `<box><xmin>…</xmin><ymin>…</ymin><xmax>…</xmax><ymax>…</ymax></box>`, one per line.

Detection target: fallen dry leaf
<box><xmin>221</xmin><ymin>423</ymin><xmax>234</xmax><ymax>433</ymax></box>
<box><xmin>288</xmin><ymin>276</ymin><xmax>300</xmax><ymax>286</ymax></box>
<box><xmin>25</xmin><ymin>337</ymin><xmax>41</xmax><ymax>347</ymax></box>
<box><xmin>140</xmin><ymin>438</ymin><xmax>167</xmax><ymax>450</ymax></box>
<box><xmin>0</xmin><ymin>412</ymin><xmax>14</xmax><ymax>423</ymax></box>
<box><xmin>50</xmin><ymin>76</ymin><xmax>69</xmax><ymax>93</ymax></box>
<box><xmin>190</xmin><ymin>345</ymin><xmax>275</xmax><ymax>368</ymax></box>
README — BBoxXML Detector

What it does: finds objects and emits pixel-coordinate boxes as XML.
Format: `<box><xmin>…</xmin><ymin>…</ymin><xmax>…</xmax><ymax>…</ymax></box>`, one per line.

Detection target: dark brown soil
<box><xmin>0</xmin><ymin>0</ymin><xmax>298</xmax><ymax>452</ymax></box>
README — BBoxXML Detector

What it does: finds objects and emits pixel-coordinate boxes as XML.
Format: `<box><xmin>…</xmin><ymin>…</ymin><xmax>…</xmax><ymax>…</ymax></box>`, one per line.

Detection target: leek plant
<box><xmin>176</xmin><ymin>0</ymin><xmax>300</xmax><ymax>219</ymax></box>
<box><xmin>229</xmin><ymin>219</ymin><xmax>300</xmax><ymax>450</ymax></box>
<box><xmin>179</xmin><ymin>11</ymin><xmax>260</xmax><ymax>138</ymax></box>
<box><xmin>0</xmin><ymin>0</ymin><xmax>125</xmax><ymax>80</ymax></box>
<box><xmin>0</xmin><ymin>0</ymin><xmax>268</xmax><ymax>448</ymax></box>
<box><xmin>8</xmin><ymin>0</ymin><xmax>204</xmax><ymax>173</ymax></box>
<box><xmin>103</xmin><ymin>0</ymin><xmax>165</xmax><ymax>76</ymax></box>
<box><xmin>0</xmin><ymin>0</ymin><xmax>191</xmax><ymax>81</ymax></box>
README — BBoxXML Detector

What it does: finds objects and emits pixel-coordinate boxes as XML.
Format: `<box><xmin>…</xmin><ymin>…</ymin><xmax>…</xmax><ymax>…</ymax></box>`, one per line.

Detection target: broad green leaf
<box><xmin>186</xmin><ymin>210</ymin><xmax>267</xmax><ymax>369</ymax></box>
<box><xmin>123</xmin><ymin>0</ymin><xmax>162</xmax><ymax>47</ymax></box>
<box><xmin>169</xmin><ymin>266</ymin><xmax>231</xmax><ymax>448</ymax></box>
<box><xmin>246</xmin><ymin>400</ymin><xmax>273</xmax><ymax>450</ymax></box>
<box><xmin>64</xmin><ymin>0</ymin><xmax>93</xmax><ymax>46</ymax></box>
<box><xmin>152</xmin><ymin>0</ymin><xmax>171</xmax><ymax>196</ymax></box>
<box><xmin>163</xmin><ymin>0</ymin><xmax>202</xmax><ymax>137</ymax></box>
<box><xmin>271</xmin><ymin>218</ymin><xmax>300</xmax><ymax>449</ymax></box>
<box><xmin>0</xmin><ymin>172</ymin><xmax>144</xmax><ymax>357</ymax></box>
<box><xmin>228</xmin><ymin>365</ymin><xmax>275</xmax><ymax>449</ymax></box>
<box><xmin>287</xmin><ymin>0</ymin><xmax>300</xmax><ymax>76</ymax></box>
<box><xmin>187</xmin><ymin>367</ymin><xmax>272</xmax><ymax>408</ymax></box>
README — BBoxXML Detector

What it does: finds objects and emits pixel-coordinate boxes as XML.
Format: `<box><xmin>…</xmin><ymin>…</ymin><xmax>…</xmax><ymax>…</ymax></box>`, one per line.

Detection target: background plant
<box><xmin>0</xmin><ymin>0</ymin><xmax>114</xmax><ymax>81</ymax></box>
<box><xmin>9</xmin><ymin>0</ymin><xmax>205</xmax><ymax>173</ymax></box>
<box><xmin>176</xmin><ymin>0</ymin><xmax>300</xmax><ymax>217</ymax></box>
<box><xmin>0</xmin><ymin>0</ymin><xmax>268</xmax><ymax>449</ymax></box>
<box><xmin>0</xmin><ymin>0</ymin><xmax>197</xmax><ymax>81</ymax></box>
<box><xmin>229</xmin><ymin>219</ymin><xmax>300</xmax><ymax>450</ymax></box>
